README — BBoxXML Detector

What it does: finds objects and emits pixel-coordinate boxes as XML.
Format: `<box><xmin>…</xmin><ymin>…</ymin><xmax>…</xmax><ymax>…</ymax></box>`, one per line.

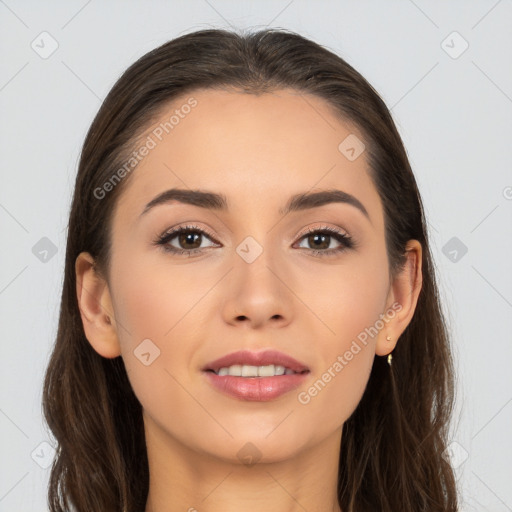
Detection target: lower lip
<box><xmin>202</xmin><ymin>370</ymin><xmax>310</xmax><ymax>401</ymax></box>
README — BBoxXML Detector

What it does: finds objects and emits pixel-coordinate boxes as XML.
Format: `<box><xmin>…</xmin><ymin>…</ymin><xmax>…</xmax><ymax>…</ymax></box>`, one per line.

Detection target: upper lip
<box><xmin>202</xmin><ymin>349</ymin><xmax>310</xmax><ymax>373</ymax></box>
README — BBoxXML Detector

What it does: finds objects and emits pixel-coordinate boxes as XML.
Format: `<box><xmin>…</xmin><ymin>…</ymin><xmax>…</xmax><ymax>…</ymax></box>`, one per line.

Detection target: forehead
<box><xmin>114</xmin><ymin>87</ymin><xmax>382</xmax><ymax>226</ymax></box>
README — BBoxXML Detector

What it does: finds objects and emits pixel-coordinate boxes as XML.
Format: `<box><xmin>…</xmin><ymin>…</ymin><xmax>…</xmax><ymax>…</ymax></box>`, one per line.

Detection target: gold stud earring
<box><xmin>386</xmin><ymin>335</ymin><xmax>391</xmax><ymax>341</ymax></box>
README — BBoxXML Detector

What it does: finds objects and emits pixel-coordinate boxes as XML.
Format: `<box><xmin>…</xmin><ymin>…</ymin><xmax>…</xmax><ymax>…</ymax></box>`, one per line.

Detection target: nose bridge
<box><xmin>231</xmin><ymin>209</ymin><xmax>279</xmax><ymax>276</ymax></box>
<box><xmin>235</xmin><ymin>232</ymin><xmax>283</xmax><ymax>298</ymax></box>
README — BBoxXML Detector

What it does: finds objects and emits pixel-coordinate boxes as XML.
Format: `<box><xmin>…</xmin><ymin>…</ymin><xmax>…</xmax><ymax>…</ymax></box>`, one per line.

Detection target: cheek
<box><xmin>299</xmin><ymin>252</ymin><xmax>389</xmax><ymax>349</ymax></box>
<box><xmin>293</xmin><ymin>256</ymin><xmax>387</xmax><ymax>423</ymax></box>
<box><xmin>296</xmin><ymin>292</ymin><xmax>380</xmax><ymax>431</ymax></box>
<box><xmin>109</xmin><ymin>253</ymin><xmax>210</xmax><ymax>402</ymax></box>
<box><xmin>112</xmin><ymin>250</ymin><xmax>215</xmax><ymax>343</ymax></box>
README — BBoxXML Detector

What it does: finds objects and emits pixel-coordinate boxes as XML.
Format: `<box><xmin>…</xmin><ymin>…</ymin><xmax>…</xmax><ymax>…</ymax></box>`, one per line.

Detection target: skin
<box><xmin>75</xmin><ymin>88</ymin><xmax>422</xmax><ymax>512</ymax></box>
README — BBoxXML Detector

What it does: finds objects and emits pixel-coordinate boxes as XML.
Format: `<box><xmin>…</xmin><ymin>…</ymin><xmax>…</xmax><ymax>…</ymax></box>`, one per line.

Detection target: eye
<box><xmin>154</xmin><ymin>224</ymin><xmax>219</xmax><ymax>257</ymax></box>
<box><xmin>294</xmin><ymin>225</ymin><xmax>354</xmax><ymax>257</ymax></box>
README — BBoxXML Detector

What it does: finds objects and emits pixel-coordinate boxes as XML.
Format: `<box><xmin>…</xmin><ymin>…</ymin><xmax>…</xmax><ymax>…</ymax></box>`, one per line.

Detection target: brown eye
<box><xmin>176</xmin><ymin>231</ymin><xmax>203</xmax><ymax>250</ymax></box>
<box><xmin>155</xmin><ymin>224</ymin><xmax>219</xmax><ymax>256</ymax></box>
<box><xmin>304</xmin><ymin>232</ymin><xmax>331</xmax><ymax>250</ymax></box>
<box><xmin>295</xmin><ymin>226</ymin><xmax>354</xmax><ymax>256</ymax></box>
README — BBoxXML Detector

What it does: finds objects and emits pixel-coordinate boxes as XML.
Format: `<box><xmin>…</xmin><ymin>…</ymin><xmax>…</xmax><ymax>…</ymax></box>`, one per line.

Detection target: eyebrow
<box><xmin>139</xmin><ymin>187</ymin><xmax>370</xmax><ymax>221</ymax></box>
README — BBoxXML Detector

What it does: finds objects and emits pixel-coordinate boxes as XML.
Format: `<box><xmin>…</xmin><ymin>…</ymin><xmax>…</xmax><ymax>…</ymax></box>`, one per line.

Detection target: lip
<box><xmin>203</xmin><ymin>371</ymin><xmax>309</xmax><ymax>401</ymax></box>
<box><xmin>201</xmin><ymin>349</ymin><xmax>310</xmax><ymax>402</ymax></box>
<box><xmin>202</xmin><ymin>349</ymin><xmax>310</xmax><ymax>373</ymax></box>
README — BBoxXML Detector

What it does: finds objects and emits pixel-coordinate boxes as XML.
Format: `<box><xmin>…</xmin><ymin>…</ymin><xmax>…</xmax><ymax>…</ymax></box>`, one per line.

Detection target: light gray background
<box><xmin>1</xmin><ymin>1</ymin><xmax>511</xmax><ymax>510</ymax></box>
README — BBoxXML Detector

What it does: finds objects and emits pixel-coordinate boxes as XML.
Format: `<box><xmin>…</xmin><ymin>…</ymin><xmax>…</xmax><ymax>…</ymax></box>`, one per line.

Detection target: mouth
<box><xmin>201</xmin><ymin>349</ymin><xmax>311</xmax><ymax>401</ymax></box>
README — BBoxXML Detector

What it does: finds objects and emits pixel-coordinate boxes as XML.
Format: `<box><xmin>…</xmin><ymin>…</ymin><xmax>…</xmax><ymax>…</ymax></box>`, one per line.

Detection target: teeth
<box><xmin>215</xmin><ymin>364</ymin><xmax>296</xmax><ymax>377</ymax></box>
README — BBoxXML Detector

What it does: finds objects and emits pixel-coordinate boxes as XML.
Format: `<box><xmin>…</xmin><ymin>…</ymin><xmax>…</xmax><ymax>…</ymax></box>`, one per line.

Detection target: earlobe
<box><xmin>375</xmin><ymin>240</ymin><xmax>423</xmax><ymax>357</ymax></box>
<box><xmin>75</xmin><ymin>252</ymin><xmax>122</xmax><ymax>359</ymax></box>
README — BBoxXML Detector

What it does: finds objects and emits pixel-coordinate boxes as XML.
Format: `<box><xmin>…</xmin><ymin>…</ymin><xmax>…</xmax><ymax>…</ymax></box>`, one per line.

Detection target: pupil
<box><xmin>309</xmin><ymin>233</ymin><xmax>328</xmax><ymax>250</ymax></box>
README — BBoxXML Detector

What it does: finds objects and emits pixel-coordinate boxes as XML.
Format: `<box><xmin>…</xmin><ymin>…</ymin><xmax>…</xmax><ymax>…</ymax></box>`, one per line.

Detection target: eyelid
<box><xmin>159</xmin><ymin>223</ymin><xmax>219</xmax><ymax>241</ymax></box>
<box><xmin>295</xmin><ymin>223</ymin><xmax>350</xmax><ymax>239</ymax></box>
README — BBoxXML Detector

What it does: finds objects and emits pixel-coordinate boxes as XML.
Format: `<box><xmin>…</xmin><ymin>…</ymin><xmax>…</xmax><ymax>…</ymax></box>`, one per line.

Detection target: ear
<box><xmin>375</xmin><ymin>239</ymin><xmax>423</xmax><ymax>357</ymax></box>
<box><xmin>75</xmin><ymin>252</ymin><xmax>121</xmax><ymax>358</ymax></box>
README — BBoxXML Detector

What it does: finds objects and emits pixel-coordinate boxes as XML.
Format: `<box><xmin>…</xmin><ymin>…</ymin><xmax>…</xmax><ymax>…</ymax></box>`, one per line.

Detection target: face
<box><xmin>95</xmin><ymin>88</ymin><xmax>400</xmax><ymax>463</ymax></box>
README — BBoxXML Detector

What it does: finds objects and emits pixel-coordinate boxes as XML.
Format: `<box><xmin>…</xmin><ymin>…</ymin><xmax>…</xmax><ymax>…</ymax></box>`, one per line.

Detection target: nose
<box><xmin>221</xmin><ymin>245</ymin><xmax>294</xmax><ymax>330</ymax></box>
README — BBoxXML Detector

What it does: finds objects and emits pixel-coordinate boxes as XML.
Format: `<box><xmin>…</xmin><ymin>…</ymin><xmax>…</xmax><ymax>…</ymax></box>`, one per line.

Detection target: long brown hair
<box><xmin>42</xmin><ymin>27</ymin><xmax>459</xmax><ymax>511</ymax></box>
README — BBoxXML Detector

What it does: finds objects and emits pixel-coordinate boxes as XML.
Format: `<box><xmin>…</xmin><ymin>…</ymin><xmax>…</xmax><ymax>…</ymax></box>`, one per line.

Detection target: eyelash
<box><xmin>153</xmin><ymin>223</ymin><xmax>355</xmax><ymax>258</ymax></box>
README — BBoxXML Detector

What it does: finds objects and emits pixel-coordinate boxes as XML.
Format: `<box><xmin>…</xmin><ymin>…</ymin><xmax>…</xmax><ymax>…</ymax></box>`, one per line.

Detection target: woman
<box><xmin>42</xmin><ymin>27</ymin><xmax>459</xmax><ymax>511</ymax></box>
